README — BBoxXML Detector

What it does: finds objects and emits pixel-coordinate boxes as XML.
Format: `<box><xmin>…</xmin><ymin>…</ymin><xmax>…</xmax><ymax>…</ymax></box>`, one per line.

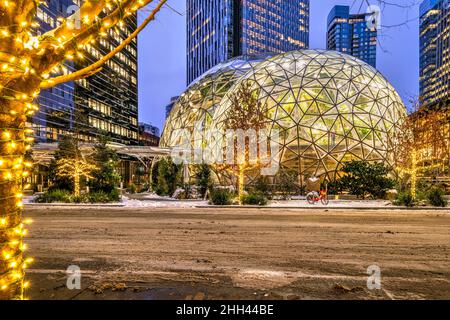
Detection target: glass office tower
<box><xmin>31</xmin><ymin>0</ymin><xmax>139</xmax><ymax>145</ymax></box>
<box><xmin>327</xmin><ymin>5</ymin><xmax>377</xmax><ymax>68</ymax></box>
<box><xmin>420</xmin><ymin>0</ymin><xmax>450</xmax><ymax>106</ymax></box>
<box><xmin>187</xmin><ymin>0</ymin><xmax>310</xmax><ymax>84</ymax></box>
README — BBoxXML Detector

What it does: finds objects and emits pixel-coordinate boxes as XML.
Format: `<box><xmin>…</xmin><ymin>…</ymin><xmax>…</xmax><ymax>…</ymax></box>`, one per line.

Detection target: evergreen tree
<box><xmin>90</xmin><ymin>136</ymin><xmax>121</xmax><ymax>195</ymax></box>
<box><xmin>155</xmin><ymin>158</ymin><xmax>182</xmax><ymax>196</ymax></box>
<box><xmin>48</xmin><ymin>136</ymin><xmax>80</xmax><ymax>192</ymax></box>
<box><xmin>195</xmin><ymin>164</ymin><xmax>212</xmax><ymax>197</ymax></box>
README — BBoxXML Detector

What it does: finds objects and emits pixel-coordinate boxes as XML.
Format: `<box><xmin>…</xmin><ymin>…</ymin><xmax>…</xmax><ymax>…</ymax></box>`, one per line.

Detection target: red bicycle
<box><xmin>306</xmin><ymin>189</ymin><xmax>329</xmax><ymax>205</ymax></box>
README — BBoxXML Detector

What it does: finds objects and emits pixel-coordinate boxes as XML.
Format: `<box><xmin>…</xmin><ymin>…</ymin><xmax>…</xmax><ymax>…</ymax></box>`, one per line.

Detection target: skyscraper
<box><xmin>31</xmin><ymin>0</ymin><xmax>139</xmax><ymax>145</ymax></box>
<box><xmin>419</xmin><ymin>0</ymin><xmax>450</xmax><ymax>106</ymax></box>
<box><xmin>327</xmin><ymin>5</ymin><xmax>377</xmax><ymax>68</ymax></box>
<box><xmin>187</xmin><ymin>0</ymin><xmax>310</xmax><ymax>84</ymax></box>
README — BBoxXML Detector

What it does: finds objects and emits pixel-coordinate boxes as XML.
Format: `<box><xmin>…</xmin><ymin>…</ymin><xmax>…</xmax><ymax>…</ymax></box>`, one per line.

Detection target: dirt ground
<box><xmin>23</xmin><ymin>206</ymin><xmax>450</xmax><ymax>300</ymax></box>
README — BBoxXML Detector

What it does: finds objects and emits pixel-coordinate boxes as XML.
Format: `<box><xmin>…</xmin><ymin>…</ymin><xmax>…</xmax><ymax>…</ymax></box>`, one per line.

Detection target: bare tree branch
<box><xmin>40</xmin><ymin>0</ymin><xmax>167</xmax><ymax>89</ymax></box>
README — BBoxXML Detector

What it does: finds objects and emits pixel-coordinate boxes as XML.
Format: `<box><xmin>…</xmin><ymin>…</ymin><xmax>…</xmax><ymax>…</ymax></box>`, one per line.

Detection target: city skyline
<box><xmin>419</xmin><ymin>0</ymin><xmax>450</xmax><ymax>106</ymax></box>
<box><xmin>138</xmin><ymin>0</ymin><xmax>420</xmax><ymax>131</ymax></box>
<box><xmin>327</xmin><ymin>5</ymin><xmax>377</xmax><ymax>67</ymax></box>
<box><xmin>186</xmin><ymin>0</ymin><xmax>309</xmax><ymax>84</ymax></box>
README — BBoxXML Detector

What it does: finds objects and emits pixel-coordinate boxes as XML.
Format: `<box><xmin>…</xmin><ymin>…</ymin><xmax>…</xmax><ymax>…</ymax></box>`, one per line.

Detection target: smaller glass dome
<box><xmin>160</xmin><ymin>54</ymin><xmax>271</xmax><ymax>149</ymax></box>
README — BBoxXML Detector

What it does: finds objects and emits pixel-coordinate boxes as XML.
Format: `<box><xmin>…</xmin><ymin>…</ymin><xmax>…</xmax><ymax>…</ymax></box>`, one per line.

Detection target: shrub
<box><xmin>35</xmin><ymin>189</ymin><xmax>71</xmax><ymax>203</ymax></box>
<box><xmin>35</xmin><ymin>189</ymin><xmax>121</xmax><ymax>204</ymax></box>
<box><xmin>195</xmin><ymin>164</ymin><xmax>212</xmax><ymax>198</ymax></box>
<box><xmin>88</xmin><ymin>191</ymin><xmax>112</xmax><ymax>203</ymax></box>
<box><xmin>427</xmin><ymin>187</ymin><xmax>448</xmax><ymax>207</ymax></box>
<box><xmin>394</xmin><ymin>191</ymin><xmax>415</xmax><ymax>207</ymax></box>
<box><xmin>334</xmin><ymin>161</ymin><xmax>395</xmax><ymax>199</ymax></box>
<box><xmin>47</xmin><ymin>135</ymin><xmax>81</xmax><ymax>192</ymax></box>
<box><xmin>241</xmin><ymin>193</ymin><xmax>268</xmax><ymax>206</ymax></box>
<box><xmin>253</xmin><ymin>176</ymin><xmax>272</xmax><ymax>199</ymax></box>
<box><xmin>327</xmin><ymin>180</ymin><xmax>340</xmax><ymax>195</ymax></box>
<box><xmin>275</xmin><ymin>170</ymin><xmax>299</xmax><ymax>200</ymax></box>
<box><xmin>108</xmin><ymin>188</ymin><xmax>121</xmax><ymax>202</ymax></box>
<box><xmin>210</xmin><ymin>189</ymin><xmax>233</xmax><ymax>205</ymax></box>
<box><xmin>71</xmin><ymin>194</ymin><xmax>89</xmax><ymax>204</ymax></box>
<box><xmin>154</xmin><ymin>158</ymin><xmax>182</xmax><ymax>196</ymax></box>
<box><xmin>128</xmin><ymin>183</ymin><xmax>137</xmax><ymax>194</ymax></box>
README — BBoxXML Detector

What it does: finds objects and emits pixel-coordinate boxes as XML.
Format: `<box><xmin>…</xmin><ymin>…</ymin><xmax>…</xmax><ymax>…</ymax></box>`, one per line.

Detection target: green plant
<box><xmin>89</xmin><ymin>136</ymin><xmax>121</xmax><ymax>194</ymax></box>
<box><xmin>139</xmin><ymin>183</ymin><xmax>150</xmax><ymax>193</ymax></box>
<box><xmin>334</xmin><ymin>161</ymin><xmax>395</xmax><ymax>199</ymax></box>
<box><xmin>128</xmin><ymin>183</ymin><xmax>137</xmax><ymax>194</ymax></box>
<box><xmin>427</xmin><ymin>187</ymin><xmax>448</xmax><ymax>207</ymax></box>
<box><xmin>210</xmin><ymin>189</ymin><xmax>233</xmax><ymax>205</ymax></box>
<box><xmin>154</xmin><ymin>158</ymin><xmax>182</xmax><ymax>196</ymax></box>
<box><xmin>222</xmin><ymin>80</ymin><xmax>268</xmax><ymax>201</ymax></box>
<box><xmin>195</xmin><ymin>164</ymin><xmax>212</xmax><ymax>198</ymax></box>
<box><xmin>35</xmin><ymin>189</ymin><xmax>121</xmax><ymax>204</ymax></box>
<box><xmin>327</xmin><ymin>180</ymin><xmax>340</xmax><ymax>195</ymax></box>
<box><xmin>394</xmin><ymin>191</ymin><xmax>415</xmax><ymax>207</ymax></box>
<box><xmin>253</xmin><ymin>176</ymin><xmax>272</xmax><ymax>199</ymax></box>
<box><xmin>275</xmin><ymin>169</ymin><xmax>299</xmax><ymax>199</ymax></box>
<box><xmin>47</xmin><ymin>136</ymin><xmax>79</xmax><ymax>192</ymax></box>
<box><xmin>71</xmin><ymin>194</ymin><xmax>89</xmax><ymax>204</ymax></box>
<box><xmin>241</xmin><ymin>192</ymin><xmax>268</xmax><ymax>206</ymax></box>
<box><xmin>87</xmin><ymin>191</ymin><xmax>110</xmax><ymax>203</ymax></box>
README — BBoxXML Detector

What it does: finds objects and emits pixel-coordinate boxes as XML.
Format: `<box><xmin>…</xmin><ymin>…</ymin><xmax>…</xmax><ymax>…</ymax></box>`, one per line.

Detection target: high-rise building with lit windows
<box><xmin>419</xmin><ymin>0</ymin><xmax>450</xmax><ymax>106</ymax></box>
<box><xmin>326</xmin><ymin>5</ymin><xmax>377</xmax><ymax>68</ymax></box>
<box><xmin>31</xmin><ymin>0</ymin><xmax>139</xmax><ymax>145</ymax></box>
<box><xmin>187</xmin><ymin>0</ymin><xmax>310</xmax><ymax>84</ymax></box>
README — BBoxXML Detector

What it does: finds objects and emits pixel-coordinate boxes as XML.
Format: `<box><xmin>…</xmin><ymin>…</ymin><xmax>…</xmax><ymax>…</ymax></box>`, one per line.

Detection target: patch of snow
<box><xmin>22</xmin><ymin>195</ymin><xmax>36</xmax><ymax>204</ymax></box>
<box><xmin>121</xmin><ymin>196</ymin><xmax>208</xmax><ymax>208</ymax></box>
<box><xmin>267</xmin><ymin>200</ymin><xmax>391</xmax><ymax>208</ymax></box>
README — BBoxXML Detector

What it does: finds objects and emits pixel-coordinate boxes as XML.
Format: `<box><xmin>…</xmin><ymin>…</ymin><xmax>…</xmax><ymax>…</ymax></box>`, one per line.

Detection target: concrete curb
<box><xmin>25</xmin><ymin>203</ymin><xmax>125</xmax><ymax>207</ymax></box>
<box><xmin>196</xmin><ymin>205</ymin><xmax>450</xmax><ymax>211</ymax></box>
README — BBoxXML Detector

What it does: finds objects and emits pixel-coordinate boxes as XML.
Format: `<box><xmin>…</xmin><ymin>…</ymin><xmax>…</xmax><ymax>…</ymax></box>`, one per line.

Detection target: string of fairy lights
<box><xmin>4</xmin><ymin>2</ymin><xmax>158</xmax><ymax>139</ymax></box>
<box><xmin>0</xmin><ymin>0</ymin><xmax>166</xmax><ymax>299</ymax></box>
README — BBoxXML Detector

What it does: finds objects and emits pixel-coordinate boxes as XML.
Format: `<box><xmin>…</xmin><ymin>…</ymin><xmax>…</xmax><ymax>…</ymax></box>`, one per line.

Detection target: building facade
<box><xmin>420</xmin><ymin>0</ymin><xmax>450</xmax><ymax>106</ymax></box>
<box><xmin>187</xmin><ymin>0</ymin><xmax>310</xmax><ymax>84</ymax></box>
<box><xmin>31</xmin><ymin>0</ymin><xmax>139</xmax><ymax>145</ymax></box>
<box><xmin>138</xmin><ymin>122</ymin><xmax>160</xmax><ymax>146</ymax></box>
<box><xmin>327</xmin><ymin>5</ymin><xmax>377</xmax><ymax>68</ymax></box>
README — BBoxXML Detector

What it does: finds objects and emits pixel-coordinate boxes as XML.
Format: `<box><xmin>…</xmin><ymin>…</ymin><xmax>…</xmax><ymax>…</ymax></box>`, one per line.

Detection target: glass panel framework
<box><xmin>163</xmin><ymin>50</ymin><xmax>407</xmax><ymax>183</ymax></box>
<box><xmin>161</xmin><ymin>54</ymin><xmax>271</xmax><ymax>151</ymax></box>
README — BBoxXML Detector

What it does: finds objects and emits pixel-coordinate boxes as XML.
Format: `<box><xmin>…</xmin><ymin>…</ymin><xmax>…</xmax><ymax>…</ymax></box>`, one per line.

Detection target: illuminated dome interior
<box><xmin>160</xmin><ymin>54</ymin><xmax>271</xmax><ymax>149</ymax></box>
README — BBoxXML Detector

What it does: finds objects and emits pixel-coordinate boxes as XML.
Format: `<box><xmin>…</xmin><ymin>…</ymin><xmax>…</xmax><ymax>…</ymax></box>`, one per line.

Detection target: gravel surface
<box><xmin>23</xmin><ymin>207</ymin><xmax>450</xmax><ymax>300</ymax></box>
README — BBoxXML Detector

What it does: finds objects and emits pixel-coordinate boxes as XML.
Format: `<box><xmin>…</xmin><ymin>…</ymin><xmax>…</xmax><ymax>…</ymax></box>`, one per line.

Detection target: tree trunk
<box><xmin>238</xmin><ymin>164</ymin><xmax>244</xmax><ymax>204</ymax></box>
<box><xmin>0</xmin><ymin>99</ymin><xmax>27</xmax><ymax>300</ymax></box>
<box><xmin>411</xmin><ymin>149</ymin><xmax>417</xmax><ymax>199</ymax></box>
<box><xmin>74</xmin><ymin>171</ymin><xmax>80</xmax><ymax>197</ymax></box>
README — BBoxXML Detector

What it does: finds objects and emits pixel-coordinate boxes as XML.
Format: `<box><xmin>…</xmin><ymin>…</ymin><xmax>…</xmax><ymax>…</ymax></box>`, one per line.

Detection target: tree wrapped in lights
<box><xmin>392</xmin><ymin>103</ymin><xmax>450</xmax><ymax>198</ymax></box>
<box><xmin>56</xmin><ymin>156</ymin><xmax>97</xmax><ymax>197</ymax></box>
<box><xmin>0</xmin><ymin>0</ymin><xmax>167</xmax><ymax>300</ymax></box>
<box><xmin>221</xmin><ymin>81</ymin><xmax>268</xmax><ymax>203</ymax></box>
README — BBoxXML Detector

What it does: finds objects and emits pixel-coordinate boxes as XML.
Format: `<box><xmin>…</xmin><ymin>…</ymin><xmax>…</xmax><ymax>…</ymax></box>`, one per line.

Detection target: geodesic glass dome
<box><xmin>163</xmin><ymin>50</ymin><xmax>407</xmax><ymax>184</ymax></box>
<box><xmin>160</xmin><ymin>54</ymin><xmax>271</xmax><ymax>149</ymax></box>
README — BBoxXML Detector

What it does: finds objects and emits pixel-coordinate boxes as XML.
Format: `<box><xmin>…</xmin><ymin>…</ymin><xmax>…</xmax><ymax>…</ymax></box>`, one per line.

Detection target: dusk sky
<box><xmin>137</xmin><ymin>0</ymin><xmax>421</xmax><ymax>131</ymax></box>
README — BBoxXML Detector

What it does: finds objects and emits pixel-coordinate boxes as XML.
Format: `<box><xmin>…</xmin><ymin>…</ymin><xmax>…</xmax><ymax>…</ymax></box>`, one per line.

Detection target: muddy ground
<box><xmin>23</xmin><ymin>206</ymin><xmax>450</xmax><ymax>300</ymax></box>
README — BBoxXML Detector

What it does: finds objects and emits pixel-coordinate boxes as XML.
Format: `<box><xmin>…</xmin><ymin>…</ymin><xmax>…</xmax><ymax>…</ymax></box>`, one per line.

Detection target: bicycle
<box><xmin>306</xmin><ymin>189</ymin><xmax>329</xmax><ymax>205</ymax></box>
